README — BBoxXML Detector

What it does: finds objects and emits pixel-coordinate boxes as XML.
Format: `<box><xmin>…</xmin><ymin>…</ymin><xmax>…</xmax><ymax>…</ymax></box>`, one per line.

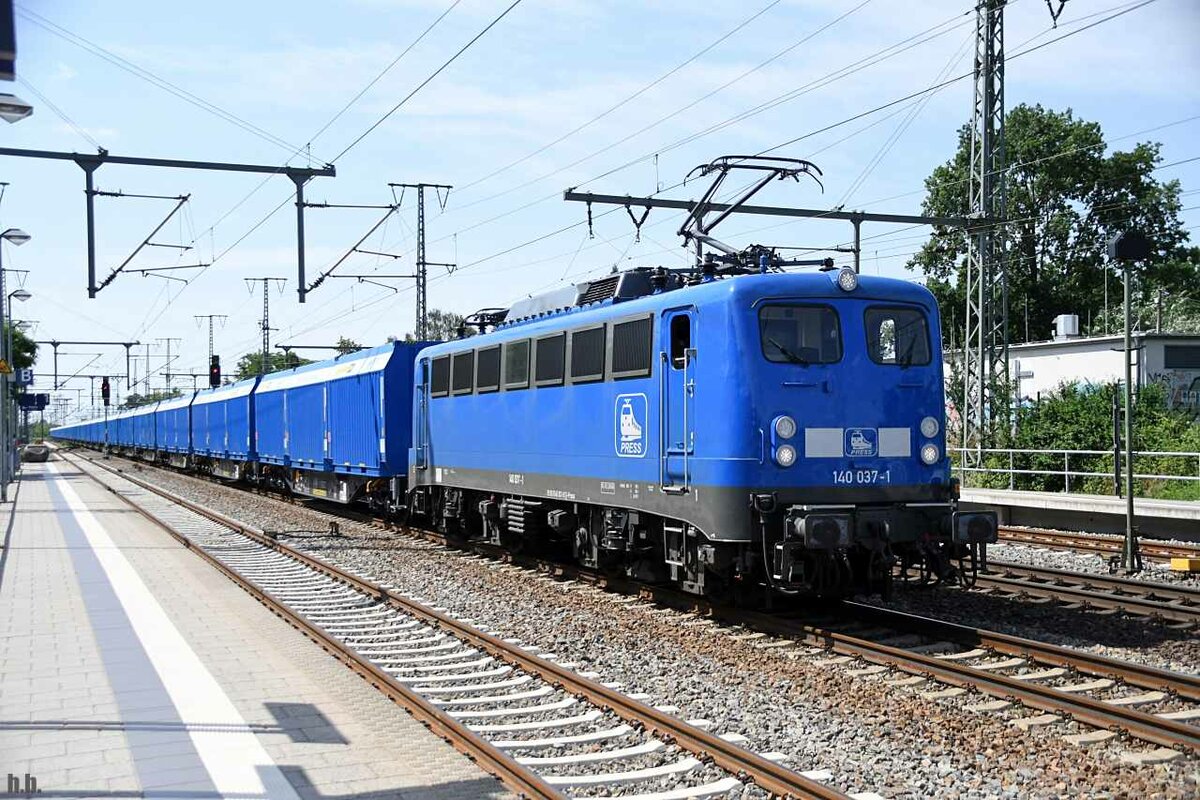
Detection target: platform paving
<box><xmin>0</xmin><ymin>458</ymin><xmax>511</xmax><ymax>799</ymax></box>
<box><xmin>961</xmin><ymin>486</ymin><xmax>1200</xmax><ymax>539</ymax></box>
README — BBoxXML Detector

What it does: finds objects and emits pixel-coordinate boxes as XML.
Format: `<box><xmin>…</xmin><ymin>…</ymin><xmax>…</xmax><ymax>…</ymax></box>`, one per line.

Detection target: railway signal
<box><xmin>100</xmin><ymin>377</ymin><xmax>110</xmax><ymax>407</ymax></box>
<box><xmin>209</xmin><ymin>356</ymin><xmax>221</xmax><ymax>388</ymax></box>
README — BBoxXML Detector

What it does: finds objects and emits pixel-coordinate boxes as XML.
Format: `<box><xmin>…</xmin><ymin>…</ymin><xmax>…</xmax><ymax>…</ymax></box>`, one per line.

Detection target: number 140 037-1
<box><xmin>832</xmin><ymin>469</ymin><xmax>890</xmax><ymax>485</ymax></box>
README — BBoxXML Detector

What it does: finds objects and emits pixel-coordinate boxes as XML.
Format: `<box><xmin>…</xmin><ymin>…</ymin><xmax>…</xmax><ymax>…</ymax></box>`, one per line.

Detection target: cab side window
<box><xmin>669</xmin><ymin>315</ymin><xmax>690</xmax><ymax>369</ymax></box>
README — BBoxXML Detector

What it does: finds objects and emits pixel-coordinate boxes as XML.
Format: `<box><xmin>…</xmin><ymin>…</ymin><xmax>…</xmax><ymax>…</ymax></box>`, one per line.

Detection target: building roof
<box><xmin>946</xmin><ymin>331</ymin><xmax>1200</xmax><ymax>358</ymax></box>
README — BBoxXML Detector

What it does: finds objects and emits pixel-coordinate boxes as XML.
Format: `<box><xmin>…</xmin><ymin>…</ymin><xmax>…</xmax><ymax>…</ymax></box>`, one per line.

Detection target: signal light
<box><xmin>209</xmin><ymin>355</ymin><xmax>221</xmax><ymax>388</ymax></box>
<box><xmin>101</xmin><ymin>377</ymin><xmax>111</xmax><ymax>407</ymax></box>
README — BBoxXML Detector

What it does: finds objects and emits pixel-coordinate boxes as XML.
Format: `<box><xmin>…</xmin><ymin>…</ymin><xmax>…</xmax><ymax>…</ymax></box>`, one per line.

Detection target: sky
<box><xmin>3</xmin><ymin>0</ymin><xmax>1198</xmax><ymax>421</ymax></box>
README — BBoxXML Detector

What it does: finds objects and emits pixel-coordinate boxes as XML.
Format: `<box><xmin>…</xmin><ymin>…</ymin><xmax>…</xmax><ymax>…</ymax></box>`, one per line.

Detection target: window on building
<box><xmin>1164</xmin><ymin>345</ymin><xmax>1200</xmax><ymax>370</ymax></box>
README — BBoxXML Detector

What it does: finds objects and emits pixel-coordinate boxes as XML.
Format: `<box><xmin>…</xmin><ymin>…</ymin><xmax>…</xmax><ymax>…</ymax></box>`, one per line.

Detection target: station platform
<box><xmin>0</xmin><ymin>459</ymin><xmax>510</xmax><ymax>800</ymax></box>
<box><xmin>961</xmin><ymin>487</ymin><xmax>1200</xmax><ymax>540</ymax></box>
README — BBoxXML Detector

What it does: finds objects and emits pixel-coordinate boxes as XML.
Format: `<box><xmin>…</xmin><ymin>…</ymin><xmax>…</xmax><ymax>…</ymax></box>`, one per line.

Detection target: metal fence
<box><xmin>951</xmin><ymin>447</ymin><xmax>1200</xmax><ymax>494</ymax></box>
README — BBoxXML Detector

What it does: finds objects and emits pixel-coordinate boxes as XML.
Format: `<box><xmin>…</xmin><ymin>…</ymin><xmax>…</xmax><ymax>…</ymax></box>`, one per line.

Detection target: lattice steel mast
<box><xmin>961</xmin><ymin>0</ymin><xmax>1009</xmax><ymax>471</ymax></box>
<box><xmin>194</xmin><ymin>314</ymin><xmax>227</xmax><ymax>365</ymax></box>
<box><xmin>245</xmin><ymin>278</ymin><xmax>286</xmax><ymax>375</ymax></box>
<box><xmin>389</xmin><ymin>183</ymin><xmax>452</xmax><ymax>341</ymax></box>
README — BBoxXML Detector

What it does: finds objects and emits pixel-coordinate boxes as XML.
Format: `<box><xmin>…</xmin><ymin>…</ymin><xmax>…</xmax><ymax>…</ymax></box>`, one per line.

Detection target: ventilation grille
<box><xmin>577</xmin><ymin>275</ymin><xmax>620</xmax><ymax>306</ymax></box>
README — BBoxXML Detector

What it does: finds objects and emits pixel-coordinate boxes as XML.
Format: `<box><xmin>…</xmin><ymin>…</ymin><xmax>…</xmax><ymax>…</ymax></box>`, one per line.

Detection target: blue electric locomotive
<box><xmin>408</xmin><ymin>265</ymin><xmax>996</xmax><ymax>598</ymax></box>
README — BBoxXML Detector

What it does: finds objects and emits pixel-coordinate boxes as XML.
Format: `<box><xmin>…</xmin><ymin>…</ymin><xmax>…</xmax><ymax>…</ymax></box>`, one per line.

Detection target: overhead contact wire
<box><xmin>330</xmin><ymin>0</ymin><xmax>526</xmax><ymax>164</ymax></box>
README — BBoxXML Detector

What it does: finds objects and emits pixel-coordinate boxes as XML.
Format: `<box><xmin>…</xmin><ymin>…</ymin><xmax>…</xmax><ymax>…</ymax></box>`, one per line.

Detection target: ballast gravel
<box><xmin>99</xmin><ymin>457</ymin><xmax>1198</xmax><ymax>799</ymax></box>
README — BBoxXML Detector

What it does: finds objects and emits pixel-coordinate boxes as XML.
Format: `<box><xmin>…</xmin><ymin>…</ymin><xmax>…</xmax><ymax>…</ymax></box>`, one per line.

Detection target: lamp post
<box><xmin>1108</xmin><ymin>230</ymin><xmax>1152</xmax><ymax>574</ymax></box>
<box><xmin>0</xmin><ymin>94</ymin><xmax>34</xmax><ymax>124</ymax></box>
<box><xmin>0</xmin><ymin>227</ymin><xmax>31</xmax><ymax>502</ymax></box>
<box><xmin>7</xmin><ymin>288</ymin><xmax>32</xmax><ymax>474</ymax></box>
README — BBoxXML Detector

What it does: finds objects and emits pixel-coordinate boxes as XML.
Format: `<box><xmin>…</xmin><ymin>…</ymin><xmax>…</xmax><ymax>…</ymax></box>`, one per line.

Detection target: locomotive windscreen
<box><xmin>864</xmin><ymin>306</ymin><xmax>931</xmax><ymax>366</ymax></box>
<box><xmin>759</xmin><ymin>305</ymin><xmax>841</xmax><ymax>365</ymax></box>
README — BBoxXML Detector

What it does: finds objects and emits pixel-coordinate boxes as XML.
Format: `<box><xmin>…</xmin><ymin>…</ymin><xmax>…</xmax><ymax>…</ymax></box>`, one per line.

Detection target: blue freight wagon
<box><xmin>132</xmin><ymin>402</ymin><xmax>158</xmax><ymax>455</ymax></box>
<box><xmin>254</xmin><ymin>360</ymin><xmax>326</xmax><ymax>471</ymax></box>
<box><xmin>110</xmin><ymin>408</ymin><xmax>135</xmax><ymax>451</ymax></box>
<box><xmin>255</xmin><ymin>342</ymin><xmax>423</xmax><ymax>506</ymax></box>
<box><xmin>192</xmin><ymin>377</ymin><xmax>258</xmax><ymax>480</ymax></box>
<box><xmin>154</xmin><ymin>393</ymin><xmax>194</xmax><ymax>466</ymax></box>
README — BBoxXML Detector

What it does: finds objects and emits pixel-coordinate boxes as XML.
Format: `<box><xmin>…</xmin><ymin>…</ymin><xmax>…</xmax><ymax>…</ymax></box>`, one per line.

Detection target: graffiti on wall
<box><xmin>1147</xmin><ymin>369</ymin><xmax>1200</xmax><ymax>415</ymax></box>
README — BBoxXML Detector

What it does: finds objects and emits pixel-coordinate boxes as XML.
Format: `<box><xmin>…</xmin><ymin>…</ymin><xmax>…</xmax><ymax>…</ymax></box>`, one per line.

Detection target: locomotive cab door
<box><xmin>414</xmin><ymin>359</ymin><xmax>429</xmax><ymax>471</ymax></box>
<box><xmin>660</xmin><ymin>308</ymin><xmax>696</xmax><ymax>493</ymax></box>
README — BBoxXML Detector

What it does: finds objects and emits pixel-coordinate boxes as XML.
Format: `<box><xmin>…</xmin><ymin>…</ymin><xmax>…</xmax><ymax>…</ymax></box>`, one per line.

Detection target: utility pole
<box><xmin>961</xmin><ymin>0</ymin><xmax>1009</xmax><ymax>481</ymax></box>
<box><xmin>156</xmin><ymin>337</ymin><xmax>181</xmax><ymax>393</ymax></box>
<box><xmin>389</xmin><ymin>183</ymin><xmax>453</xmax><ymax>341</ymax></box>
<box><xmin>194</xmin><ymin>314</ymin><xmax>227</xmax><ymax>364</ymax></box>
<box><xmin>244</xmin><ymin>278</ymin><xmax>286</xmax><ymax>375</ymax></box>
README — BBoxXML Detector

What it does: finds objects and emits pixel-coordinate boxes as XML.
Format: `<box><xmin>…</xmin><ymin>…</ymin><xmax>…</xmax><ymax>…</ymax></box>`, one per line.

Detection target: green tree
<box><xmin>909</xmin><ymin>104</ymin><xmax>1195</xmax><ymax>343</ymax></box>
<box><xmin>234</xmin><ymin>350</ymin><xmax>312</xmax><ymax>380</ymax></box>
<box><xmin>1090</xmin><ymin>246</ymin><xmax>1200</xmax><ymax>334</ymax></box>
<box><xmin>335</xmin><ymin>336</ymin><xmax>364</xmax><ymax>355</ymax></box>
<box><xmin>2</xmin><ymin>322</ymin><xmax>37</xmax><ymax>370</ymax></box>
<box><xmin>402</xmin><ymin>309</ymin><xmax>473</xmax><ymax>342</ymax></box>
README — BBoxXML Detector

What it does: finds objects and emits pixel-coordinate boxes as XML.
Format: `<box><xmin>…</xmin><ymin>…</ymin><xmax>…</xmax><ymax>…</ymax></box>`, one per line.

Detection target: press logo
<box><xmin>844</xmin><ymin>427</ymin><xmax>877</xmax><ymax>458</ymax></box>
<box><xmin>614</xmin><ymin>394</ymin><xmax>648</xmax><ymax>458</ymax></box>
<box><xmin>5</xmin><ymin>773</ymin><xmax>39</xmax><ymax>794</ymax></box>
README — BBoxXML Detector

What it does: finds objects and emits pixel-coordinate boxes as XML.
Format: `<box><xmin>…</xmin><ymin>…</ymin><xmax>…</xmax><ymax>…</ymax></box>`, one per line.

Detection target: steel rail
<box><xmin>65</xmin><ymin>451</ymin><xmax>848</xmax><ymax>800</ymax></box>
<box><xmin>974</xmin><ymin>569</ymin><xmax>1199</xmax><ymax>625</ymax></box>
<box><xmin>839</xmin><ymin>602</ymin><xmax>1200</xmax><ymax>702</ymax></box>
<box><xmin>725</xmin><ymin>607</ymin><xmax>1200</xmax><ymax>754</ymax></box>
<box><xmin>986</xmin><ymin>560</ymin><xmax>1200</xmax><ymax>607</ymax></box>
<box><xmin>62</xmin><ymin>454</ymin><xmax>559</xmax><ymax>799</ymax></box>
<box><xmin>998</xmin><ymin>527</ymin><xmax>1200</xmax><ymax>563</ymax></box>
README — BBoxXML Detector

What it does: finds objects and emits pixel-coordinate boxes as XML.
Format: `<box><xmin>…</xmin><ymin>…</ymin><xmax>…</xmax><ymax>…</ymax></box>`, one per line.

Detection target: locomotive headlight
<box><xmin>920</xmin><ymin>416</ymin><xmax>940</xmax><ymax>438</ymax></box>
<box><xmin>837</xmin><ymin>268</ymin><xmax>858</xmax><ymax>292</ymax></box>
<box><xmin>773</xmin><ymin>415</ymin><xmax>797</xmax><ymax>440</ymax></box>
<box><xmin>774</xmin><ymin>444</ymin><xmax>797</xmax><ymax>467</ymax></box>
<box><xmin>920</xmin><ymin>443</ymin><xmax>940</xmax><ymax>465</ymax></box>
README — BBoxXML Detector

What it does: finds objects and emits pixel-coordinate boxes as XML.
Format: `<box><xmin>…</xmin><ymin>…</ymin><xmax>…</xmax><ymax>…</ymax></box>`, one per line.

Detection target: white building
<box><xmin>946</xmin><ymin>315</ymin><xmax>1200</xmax><ymax>415</ymax></box>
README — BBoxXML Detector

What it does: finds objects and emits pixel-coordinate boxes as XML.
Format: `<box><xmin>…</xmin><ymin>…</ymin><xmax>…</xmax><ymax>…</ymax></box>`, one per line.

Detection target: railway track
<box><xmin>975</xmin><ymin>561</ymin><xmax>1200</xmax><ymax>626</ymax></box>
<box><xmin>63</xmin><ymin>450</ymin><xmax>858</xmax><ymax>800</ymax></box>
<box><xmin>68</xmin><ymin>449</ymin><xmax>1200</xmax><ymax>760</ymax></box>
<box><xmin>998</xmin><ymin>527</ymin><xmax>1200</xmax><ymax>563</ymax></box>
<box><xmin>555</xmin><ymin>578</ymin><xmax>1200</xmax><ymax>756</ymax></box>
